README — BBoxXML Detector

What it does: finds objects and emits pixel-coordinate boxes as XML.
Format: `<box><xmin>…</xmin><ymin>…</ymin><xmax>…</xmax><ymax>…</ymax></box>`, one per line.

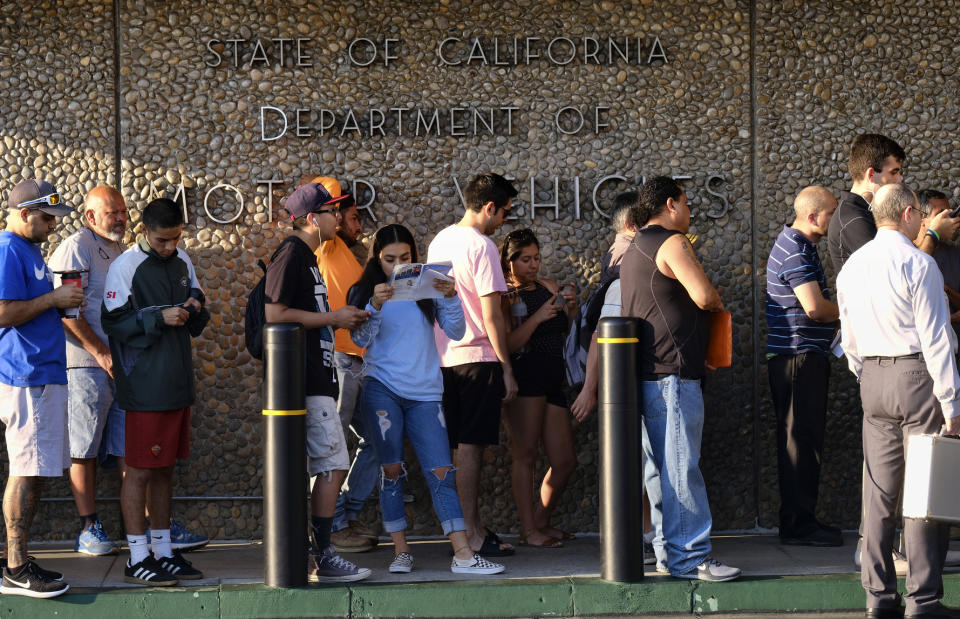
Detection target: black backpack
<box><xmin>244</xmin><ymin>259</ymin><xmax>268</xmax><ymax>360</ymax></box>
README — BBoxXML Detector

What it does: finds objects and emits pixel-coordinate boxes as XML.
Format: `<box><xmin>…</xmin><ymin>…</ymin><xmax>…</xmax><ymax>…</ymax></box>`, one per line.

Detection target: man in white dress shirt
<box><xmin>837</xmin><ymin>183</ymin><xmax>960</xmax><ymax>619</ymax></box>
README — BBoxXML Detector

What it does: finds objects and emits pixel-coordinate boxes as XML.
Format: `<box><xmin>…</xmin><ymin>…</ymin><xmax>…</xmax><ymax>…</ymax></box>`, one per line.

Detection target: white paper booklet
<box><xmin>388</xmin><ymin>261</ymin><xmax>454</xmax><ymax>301</ymax></box>
<box><xmin>830</xmin><ymin>330</ymin><xmax>844</xmax><ymax>358</ymax></box>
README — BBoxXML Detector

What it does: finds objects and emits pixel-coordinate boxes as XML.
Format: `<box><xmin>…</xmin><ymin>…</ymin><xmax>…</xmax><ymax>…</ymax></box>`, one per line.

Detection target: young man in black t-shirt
<box><xmin>264</xmin><ymin>183</ymin><xmax>372</xmax><ymax>581</ymax></box>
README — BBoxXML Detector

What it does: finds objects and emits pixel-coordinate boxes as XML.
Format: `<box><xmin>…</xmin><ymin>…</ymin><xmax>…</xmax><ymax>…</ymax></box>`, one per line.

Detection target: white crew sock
<box><xmin>150</xmin><ymin>528</ymin><xmax>173</xmax><ymax>559</ymax></box>
<box><xmin>452</xmin><ymin>554</ymin><xmax>477</xmax><ymax>566</ymax></box>
<box><xmin>128</xmin><ymin>534</ymin><xmax>149</xmax><ymax>564</ymax></box>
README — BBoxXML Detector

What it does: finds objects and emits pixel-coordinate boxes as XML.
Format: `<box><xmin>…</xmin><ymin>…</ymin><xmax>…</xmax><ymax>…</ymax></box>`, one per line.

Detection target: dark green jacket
<box><xmin>101</xmin><ymin>236</ymin><xmax>209</xmax><ymax>411</ymax></box>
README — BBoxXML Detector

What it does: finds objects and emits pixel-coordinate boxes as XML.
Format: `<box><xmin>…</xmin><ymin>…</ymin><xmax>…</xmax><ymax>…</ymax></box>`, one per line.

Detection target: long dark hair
<box><xmin>499</xmin><ymin>227</ymin><xmax>540</xmax><ymax>284</ymax></box>
<box><xmin>347</xmin><ymin>223</ymin><xmax>435</xmax><ymax>323</ymax></box>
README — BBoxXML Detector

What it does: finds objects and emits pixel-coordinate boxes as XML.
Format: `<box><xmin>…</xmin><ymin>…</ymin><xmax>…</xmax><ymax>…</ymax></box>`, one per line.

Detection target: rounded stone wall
<box><xmin>0</xmin><ymin>0</ymin><xmax>956</xmax><ymax>541</ymax></box>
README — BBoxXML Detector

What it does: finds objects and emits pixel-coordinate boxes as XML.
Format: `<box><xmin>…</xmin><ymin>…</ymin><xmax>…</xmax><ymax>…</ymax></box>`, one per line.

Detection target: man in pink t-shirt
<box><xmin>428</xmin><ymin>172</ymin><xmax>518</xmax><ymax>557</ymax></box>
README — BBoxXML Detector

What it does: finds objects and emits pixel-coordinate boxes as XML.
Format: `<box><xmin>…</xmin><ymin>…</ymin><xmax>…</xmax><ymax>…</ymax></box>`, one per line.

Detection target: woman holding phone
<box><xmin>349</xmin><ymin>223</ymin><xmax>504</xmax><ymax>575</ymax></box>
<box><xmin>499</xmin><ymin>228</ymin><xmax>579</xmax><ymax>548</ymax></box>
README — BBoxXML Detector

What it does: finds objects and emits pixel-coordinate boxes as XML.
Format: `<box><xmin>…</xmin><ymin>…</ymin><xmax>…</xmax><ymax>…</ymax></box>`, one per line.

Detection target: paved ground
<box><xmin>29</xmin><ymin>530</ymin><xmax>871</xmax><ymax>587</ymax></box>
<box><xmin>7</xmin><ymin>531</ymin><xmax>960</xmax><ymax>617</ymax></box>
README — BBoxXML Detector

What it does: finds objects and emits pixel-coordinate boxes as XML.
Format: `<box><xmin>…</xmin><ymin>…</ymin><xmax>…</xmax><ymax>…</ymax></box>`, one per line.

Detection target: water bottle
<box><xmin>510</xmin><ymin>293</ymin><xmax>528</xmax><ymax>329</ymax></box>
<box><xmin>509</xmin><ymin>289</ymin><xmax>528</xmax><ymax>356</ymax></box>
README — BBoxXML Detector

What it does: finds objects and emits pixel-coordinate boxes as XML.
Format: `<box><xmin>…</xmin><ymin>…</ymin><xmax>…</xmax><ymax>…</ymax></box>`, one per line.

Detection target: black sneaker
<box><xmin>157</xmin><ymin>551</ymin><xmax>203</xmax><ymax>580</ymax></box>
<box><xmin>124</xmin><ymin>555</ymin><xmax>178</xmax><ymax>586</ymax></box>
<box><xmin>1</xmin><ymin>556</ymin><xmax>62</xmax><ymax>581</ymax></box>
<box><xmin>780</xmin><ymin>525</ymin><xmax>842</xmax><ymax>547</ymax></box>
<box><xmin>0</xmin><ymin>561</ymin><xmax>70</xmax><ymax>598</ymax></box>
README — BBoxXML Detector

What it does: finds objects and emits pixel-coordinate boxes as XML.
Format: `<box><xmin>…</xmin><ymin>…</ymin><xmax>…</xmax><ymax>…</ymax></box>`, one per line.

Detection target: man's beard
<box><xmin>104</xmin><ymin>228</ymin><xmax>125</xmax><ymax>243</ymax></box>
<box><xmin>337</xmin><ymin>228</ymin><xmax>358</xmax><ymax>247</ymax></box>
<box><xmin>93</xmin><ymin>220</ymin><xmax>126</xmax><ymax>243</ymax></box>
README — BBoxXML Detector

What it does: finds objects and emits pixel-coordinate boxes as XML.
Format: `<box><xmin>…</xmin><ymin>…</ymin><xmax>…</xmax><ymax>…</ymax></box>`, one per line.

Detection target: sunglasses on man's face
<box><xmin>289</xmin><ymin>207</ymin><xmax>339</xmax><ymax>221</ymax></box>
<box><xmin>18</xmin><ymin>193</ymin><xmax>61</xmax><ymax>209</ymax></box>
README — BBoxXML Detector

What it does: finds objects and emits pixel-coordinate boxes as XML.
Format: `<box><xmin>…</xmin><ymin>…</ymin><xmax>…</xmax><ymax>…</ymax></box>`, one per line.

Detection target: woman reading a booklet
<box><xmin>348</xmin><ymin>224</ymin><xmax>505</xmax><ymax>576</ymax></box>
<box><xmin>498</xmin><ymin>228</ymin><xmax>579</xmax><ymax>548</ymax></box>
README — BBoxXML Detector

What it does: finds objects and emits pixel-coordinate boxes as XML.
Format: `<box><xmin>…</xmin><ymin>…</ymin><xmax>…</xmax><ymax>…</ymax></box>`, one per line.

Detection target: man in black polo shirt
<box><xmin>827</xmin><ymin>133</ymin><xmax>956</xmax><ymax>271</ymax></box>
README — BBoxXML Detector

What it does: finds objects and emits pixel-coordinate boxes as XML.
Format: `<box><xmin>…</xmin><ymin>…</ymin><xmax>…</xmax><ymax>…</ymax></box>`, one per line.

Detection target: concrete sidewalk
<box><xmin>5</xmin><ymin>532</ymin><xmax>960</xmax><ymax>617</ymax></box>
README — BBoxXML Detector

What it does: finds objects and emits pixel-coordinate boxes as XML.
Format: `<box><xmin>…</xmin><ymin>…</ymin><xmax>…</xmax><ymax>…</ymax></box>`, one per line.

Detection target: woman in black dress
<box><xmin>499</xmin><ymin>228</ymin><xmax>578</xmax><ymax>547</ymax></box>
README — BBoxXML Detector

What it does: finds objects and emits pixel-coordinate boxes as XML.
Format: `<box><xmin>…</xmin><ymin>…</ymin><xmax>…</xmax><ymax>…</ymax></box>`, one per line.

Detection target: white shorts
<box><xmin>306</xmin><ymin>395</ymin><xmax>349</xmax><ymax>476</ymax></box>
<box><xmin>0</xmin><ymin>383</ymin><xmax>69</xmax><ymax>477</ymax></box>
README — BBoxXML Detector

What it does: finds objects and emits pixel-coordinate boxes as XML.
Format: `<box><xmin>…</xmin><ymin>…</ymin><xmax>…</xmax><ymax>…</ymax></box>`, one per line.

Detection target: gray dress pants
<box><xmin>860</xmin><ymin>357</ymin><xmax>949</xmax><ymax>613</ymax></box>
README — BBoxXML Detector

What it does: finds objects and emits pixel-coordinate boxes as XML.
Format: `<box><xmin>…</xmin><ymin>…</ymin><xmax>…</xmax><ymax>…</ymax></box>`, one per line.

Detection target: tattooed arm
<box><xmin>656</xmin><ymin>234</ymin><xmax>723</xmax><ymax>311</ymax></box>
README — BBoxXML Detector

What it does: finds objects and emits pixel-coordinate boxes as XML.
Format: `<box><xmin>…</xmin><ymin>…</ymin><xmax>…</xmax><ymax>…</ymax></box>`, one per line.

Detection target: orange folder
<box><xmin>706</xmin><ymin>311</ymin><xmax>732</xmax><ymax>368</ymax></box>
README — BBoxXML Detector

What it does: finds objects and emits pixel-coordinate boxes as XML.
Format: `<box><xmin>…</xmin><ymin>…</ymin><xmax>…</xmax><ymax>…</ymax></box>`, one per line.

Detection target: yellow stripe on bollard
<box><xmin>597</xmin><ymin>337</ymin><xmax>639</xmax><ymax>344</ymax></box>
<box><xmin>262</xmin><ymin>409</ymin><xmax>307</xmax><ymax>416</ymax></box>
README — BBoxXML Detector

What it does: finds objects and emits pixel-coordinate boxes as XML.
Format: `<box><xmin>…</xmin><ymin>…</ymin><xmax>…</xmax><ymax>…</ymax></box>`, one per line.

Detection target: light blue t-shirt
<box><xmin>351</xmin><ymin>296</ymin><xmax>465</xmax><ymax>401</ymax></box>
<box><xmin>0</xmin><ymin>231</ymin><xmax>67</xmax><ymax>386</ymax></box>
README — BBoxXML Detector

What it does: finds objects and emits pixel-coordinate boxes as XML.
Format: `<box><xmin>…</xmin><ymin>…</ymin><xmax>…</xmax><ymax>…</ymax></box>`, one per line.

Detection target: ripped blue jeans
<box><xmin>361</xmin><ymin>377</ymin><xmax>466</xmax><ymax>535</ymax></box>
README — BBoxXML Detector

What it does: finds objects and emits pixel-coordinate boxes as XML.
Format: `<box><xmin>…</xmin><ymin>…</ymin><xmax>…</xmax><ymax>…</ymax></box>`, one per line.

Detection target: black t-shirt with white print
<box><xmin>264</xmin><ymin>235</ymin><xmax>338</xmax><ymax>399</ymax></box>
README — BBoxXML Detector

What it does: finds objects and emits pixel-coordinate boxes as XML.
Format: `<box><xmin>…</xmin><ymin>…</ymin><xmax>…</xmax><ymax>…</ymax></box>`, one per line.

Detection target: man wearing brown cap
<box><xmin>264</xmin><ymin>182</ymin><xmax>372</xmax><ymax>581</ymax></box>
<box><xmin>304</xmin><ymin>176</ymin><xmax>380</xmax><ymax>553</ymax></box>
<box><xmin>0</xmin><ymin>179</ymin><xmax>83</xmax><ymax>598</ymax></box>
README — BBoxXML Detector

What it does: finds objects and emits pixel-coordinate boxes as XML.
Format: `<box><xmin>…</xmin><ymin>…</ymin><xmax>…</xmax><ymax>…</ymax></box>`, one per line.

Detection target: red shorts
<box><xmin>125</xmin><ymin>408</ymin><xmax>190</xmax><ymax>468</ymax></box>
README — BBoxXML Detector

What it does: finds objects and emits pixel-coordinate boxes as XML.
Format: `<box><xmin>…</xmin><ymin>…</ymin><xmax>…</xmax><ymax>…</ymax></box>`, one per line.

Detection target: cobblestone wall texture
<box><xmin>0</xmin><ymin>0</ymin><xmax>952</xmax><ymax>541</ymax></box>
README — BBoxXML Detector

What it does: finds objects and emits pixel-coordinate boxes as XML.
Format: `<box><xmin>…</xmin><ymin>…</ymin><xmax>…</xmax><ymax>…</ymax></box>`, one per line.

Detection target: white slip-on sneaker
<box><xmin>450</xmin><ymin>553</ymin><xmax>505</xmax><ymax>575</ymax></box>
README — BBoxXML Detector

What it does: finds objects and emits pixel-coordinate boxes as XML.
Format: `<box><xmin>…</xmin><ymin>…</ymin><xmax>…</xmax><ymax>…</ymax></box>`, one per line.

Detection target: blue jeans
<box><xmin>332</xmin><ymin>352</ymin><xmax>379</xmax><ymax>531</ymax></box>
<box><xmin>361</xmin><ymin>378</ymin><xmax>466</xmax><ymax>535</ymax></box>
<box><xmin>641</xmin><ymin>375</ymin><xmax>712</xmax><ymax>575</ymax></box>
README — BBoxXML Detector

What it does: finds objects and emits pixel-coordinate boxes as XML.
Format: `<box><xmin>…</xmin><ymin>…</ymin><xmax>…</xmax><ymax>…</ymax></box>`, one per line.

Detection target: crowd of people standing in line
<box><xmin>767</xmin><ymin>133</ymin><xmax>960</xmax><ymax>619</ymax></box>
<box><xmin>3</xmin><ymin>133</ymin><xmax>960</xmax><ymax>618</ymax></box>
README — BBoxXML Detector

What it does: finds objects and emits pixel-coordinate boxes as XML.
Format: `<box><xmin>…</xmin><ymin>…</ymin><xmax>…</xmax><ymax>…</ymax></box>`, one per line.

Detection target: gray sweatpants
<box><xmin>860</xmin><ymin>356</ymin><xmax>950</xmax><ymax>614</ymax></box>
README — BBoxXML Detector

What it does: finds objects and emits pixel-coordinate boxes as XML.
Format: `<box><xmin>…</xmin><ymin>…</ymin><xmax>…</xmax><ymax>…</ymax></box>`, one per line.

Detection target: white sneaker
<box><xmin>674</xmin><ymin>556</ymin><xmax>741</xmax><ymax>582</ymax></box>
<box><xmin>450</xmin><ymin>553</ymin><xmax>505</xmax><ymax>575</ymax></box>
<box><xmin>643</xmin><ymin>542</ymin><xmax>656</xmax><ymax>566</ymax></box>
<box><xmin>389</xmin><ymin>552</ymin><xmax>414</xmax><ymax>574</ymax></box>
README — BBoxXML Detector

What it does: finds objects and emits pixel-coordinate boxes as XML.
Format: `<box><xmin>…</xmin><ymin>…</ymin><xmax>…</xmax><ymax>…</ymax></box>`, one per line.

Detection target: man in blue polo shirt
<box><xmin>766</xmin><ymin>185</ymin><xmax>841</xmax><ymax>547</ymax></box>
<box><xmin>0</xmin><ymin>179</ymin><xmax>84</xmax><ymax>598</ymax></box>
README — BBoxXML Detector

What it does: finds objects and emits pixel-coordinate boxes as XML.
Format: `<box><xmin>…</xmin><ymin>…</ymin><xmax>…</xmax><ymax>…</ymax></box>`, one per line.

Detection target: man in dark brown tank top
<box><xmin>620</xmin><ymin>176</ymin><xmax>741</xmax><ymax>582</ymax></box>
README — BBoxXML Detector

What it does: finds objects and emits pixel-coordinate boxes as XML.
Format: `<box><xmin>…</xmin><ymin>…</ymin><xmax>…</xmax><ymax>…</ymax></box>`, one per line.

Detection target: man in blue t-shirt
<box><xmin>765</xmin><ymin>185</ymin><xmax>841</xmax><ymax>547</ymax></box>
<box><xmin>0</xmin><ymin>179</ymin><xmax>83</xmax><ymax>598</ymax></box>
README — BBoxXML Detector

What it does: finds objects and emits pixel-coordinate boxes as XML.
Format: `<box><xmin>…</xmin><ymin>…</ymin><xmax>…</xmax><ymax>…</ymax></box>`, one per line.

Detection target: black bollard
<box><xmin>263</xmin><ymin>323</ymin><xmax>307</xmax><ymax>588</ymax></box>
<box><xmin>598</xmin><ymin>316</ymin><xmax>644</xmax><ymax>582</ymax></box>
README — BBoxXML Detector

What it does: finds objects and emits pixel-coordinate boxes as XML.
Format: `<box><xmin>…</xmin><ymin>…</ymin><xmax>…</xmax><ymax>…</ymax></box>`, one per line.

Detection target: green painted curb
<box><xmin>221</xmin><ymin>583</ymin><xmax>351</xmax><ymax>618</ymax></box>
<box><xmin>0</xmin><ymin>586</ymin><xmax>220</xmax><ymax>619</ymax></box>
<box><xmin>691</xmin><ymin>575</ymin><xmax>865</xmax><ymax>614</ymax></box>
<box><xmin>352</xmin><ymin>579</ymin><xmax>575</xmax><ymax>617</ymax></box>
<box><xmin>570</xmin><ymin>577</ymin><xmax>693</xmax><ymax>615</ymax></box>
<box><xmin>7</xmin><ymin>573</ymin><xmax>960</xmax><ymax>617</ymax></box>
